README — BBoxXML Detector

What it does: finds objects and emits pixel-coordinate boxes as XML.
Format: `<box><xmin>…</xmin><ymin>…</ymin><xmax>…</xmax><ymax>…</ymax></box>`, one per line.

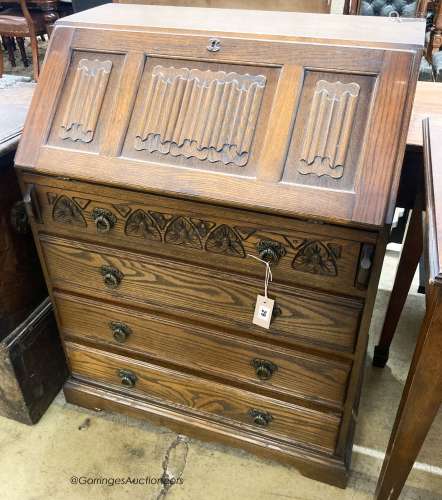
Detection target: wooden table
<box><xmin>407</xmin><ymin>82</ymin><xmax>442</xmax><ymax>148</ymax></box>
<box><xmin>375</xmin><ymin>118</ymin><xmax>442</xmax><ymax>500</ymax></box>
<box><xmin>0</xmin><ymin>0</ymin><xmax>61</xmax><ymax>34</ymax></box>
<box><xmin>0</xmin><ymin>78</ymin><xmax>35</xmax><ymax>156</ymax></box>
<box><xmin>112</xmin><ymin>0</ymin><xmax>332</xmax><ymax>13</ymax></box>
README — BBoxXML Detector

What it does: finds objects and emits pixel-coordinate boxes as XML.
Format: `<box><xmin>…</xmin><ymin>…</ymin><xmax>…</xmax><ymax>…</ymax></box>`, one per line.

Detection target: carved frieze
<box><xmin>135</xmin><ymin>66</ymin><xmax>266</xmax><ymax>166</ymax></box>
<box><xmin>59</xmin><ymin>58</ymin><xmax>112</xmax><ymax>143</ymax></box>
<box><xmin>190</xmin><ymin>219</ymin><xmax>216</xmax><ymax>238</ymax></box>
<box><xmin>292</xmin><ymin>240</ymin><xmax>342</xmax><ymax>276</ymax></box>
<box><xmin>46</xmin><ymin>191</ymin><xmax>342</xmax><ymax>273</ymax></box>
<box><xmin>112</xmin><ymin>204</ymin><xmax>132</xmax><ymax>218</ymax></box>
<box><xmin>52</xmin><ymin>196</ymin><xmax>87</xmax><ymax>227</ymax></box>
<box><xmin>46</xmin><ymin>192</ymin><xmax>58</xmax><ymax>205</ymax></box>
<box><xmin>164</xmin><ymin>217</ymin><xmax>202</xmax><ymax>249</ymax></box>
<box><xmin>299</xmin><ymin>80</ymin><xmax>360</xmax><ymax>179</ymax></box>
<box><xmin>72</xmin><ymin>197</ymin><xmax>91</xmax><ymax>210</ymax></box>
<box><xmin>205</xmin><ymin>225</ymin><xmax>245</xmax><ymax>257</ymax></box>
<box><xmin>125</xmin><ymin>209</ymin><xmax>161</xmax><ymax>241</ymax></box>
<box><xmin>149</xmin><ymin>211</ymin><xmax>171</xmax><ymax>230</ymax></box>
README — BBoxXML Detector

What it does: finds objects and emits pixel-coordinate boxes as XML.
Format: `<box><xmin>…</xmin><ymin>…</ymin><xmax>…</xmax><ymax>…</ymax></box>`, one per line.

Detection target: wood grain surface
<box><xmin>56</xmin><ymin>292</ymin><xmax>351</xmax><ymax>409</ymax></box>
<box><xmin>66</xmin><ymin>342</ymin><xmax>341</xmax><ymax>453</ymax></box>
<box><xmin>41</xmin><ymin>236</ymin><xmax>362</xmax><ymax>354</ymax></box>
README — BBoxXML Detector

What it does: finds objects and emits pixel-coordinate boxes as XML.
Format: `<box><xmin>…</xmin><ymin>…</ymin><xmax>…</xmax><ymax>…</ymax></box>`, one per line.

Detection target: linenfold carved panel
<box><xmin>134</xmin><ymin>66</ymin><xmax>266</xmax><ymax>166</ymax></box>
<box><xmin>298</xmin><ymin>80</ymin><xmax>360</xmax><ymax>179</ymax></box>
<box><xmin>59</xmin><ymin>59</ymin><xmax>112</xmax><ymax>143</ymax></box>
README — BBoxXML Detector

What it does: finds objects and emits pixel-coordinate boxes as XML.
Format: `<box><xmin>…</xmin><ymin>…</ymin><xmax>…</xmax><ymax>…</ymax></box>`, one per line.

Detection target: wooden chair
<box><xmin>427</xmin><ymin>0</ymin><xmax>442</xmax><ymax>62</ymax></box>
<box><xmin>347</xmin><ymin>0</ymin><xmax>429</xmax><ymax>17</ymax></box>
<box><xmin>0</xmin><ymin>0</ymin><xmax>47</xmax><ymax>80</ymax></box>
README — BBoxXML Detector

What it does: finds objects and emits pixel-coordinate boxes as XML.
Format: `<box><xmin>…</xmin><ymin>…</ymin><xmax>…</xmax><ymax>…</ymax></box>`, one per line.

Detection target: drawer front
<box><xmin>42</xmin><ymin>237</ymin><xmax>362</xmax><ymax>353</ymax></box>
<box><xmin>66</xmin><ymin>342</ymin><xmax>341</xmax><ymax>453</ymax></box>
<box><xmin>25</xmin><ymin>175</ymin><xmax>376</xmax><ymax>297</ymax></box>
<box><xmin>55</xmin><ymin>293</ymin><xmax>351</xmax><ymax>408</ymax></box>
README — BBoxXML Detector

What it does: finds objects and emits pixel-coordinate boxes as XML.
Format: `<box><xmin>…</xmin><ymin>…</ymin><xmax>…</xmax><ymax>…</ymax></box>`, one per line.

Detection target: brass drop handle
<box><xmin>249</xmin><ymin>409</ymin><xmax>273</xmax><ymax>428</ymax></box>
<box><xmin>92</xmin><ymin>208</ymin><xmax>117</xmax><ymax>234</ymax></box>
<box><xmin>256</xmin><ymin>240</ymin><xmax>286</xmax><ymax>266</ymax></box>
<box><xmin>117</xmin><ymin>369</ymin><xmax>137</xmax><ymax>388</ymax></box>
<box><xmin>110</xmin><ymin>321</ymin><xmax>132</xmax><ymax>343</ymax></box>
<box><xmin>251</xmin><ymin>359</ymin><xmax>278</xmax><ymax>381</ymax></box>
<box><xmin>100</xmin><ymin>265</ymin><xmax>123</xmax><ymax>289</ymax></box>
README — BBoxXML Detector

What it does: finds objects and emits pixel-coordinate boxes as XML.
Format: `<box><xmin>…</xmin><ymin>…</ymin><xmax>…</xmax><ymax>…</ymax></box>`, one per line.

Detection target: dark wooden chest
<box><xmin>0</xmin><ymin>152</ymin><xmax>67</xmax><ymax>424</ymax></box>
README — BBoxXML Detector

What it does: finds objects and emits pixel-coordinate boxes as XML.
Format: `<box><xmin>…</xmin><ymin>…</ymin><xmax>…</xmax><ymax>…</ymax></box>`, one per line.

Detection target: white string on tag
<box><xmin>247</xmin><ymin>254</ymin><xmax>272</xmax><ymax>298</ymax></box>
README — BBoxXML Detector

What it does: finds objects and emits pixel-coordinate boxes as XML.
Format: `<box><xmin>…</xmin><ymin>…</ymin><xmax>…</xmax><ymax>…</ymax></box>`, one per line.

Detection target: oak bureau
<box><xmin>15</xmin><ymin>4</ymin><xmax>424</xmax><ymax>487</ymax></box>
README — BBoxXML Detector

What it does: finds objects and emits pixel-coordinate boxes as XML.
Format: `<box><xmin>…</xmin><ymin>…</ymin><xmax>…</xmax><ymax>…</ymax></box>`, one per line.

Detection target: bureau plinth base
<box><xmin>64</xmin><ymin>378</ymin><xmax>349</xmax><ymax>489</ymax></box>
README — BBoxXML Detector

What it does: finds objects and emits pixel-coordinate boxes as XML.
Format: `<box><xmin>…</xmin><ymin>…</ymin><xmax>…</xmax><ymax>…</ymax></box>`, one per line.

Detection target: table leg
<box><xmin>373</xmin><ymin>206</ymin><xmax>423</xmax><ymax>367</ymax></box>
<box><xmin>17</xmin><ymin>38</ymin><xmax>29</xmax><ymax>68</ymax></box>
<box><xmin>4</xmin><ymin>37</ymin><xmax>16</xmax><ymax>67</ymax></box>
<box><xmin>374</xmin><ymin>287</ymin><xmax>442</xmax><ymax>500</ymax></box>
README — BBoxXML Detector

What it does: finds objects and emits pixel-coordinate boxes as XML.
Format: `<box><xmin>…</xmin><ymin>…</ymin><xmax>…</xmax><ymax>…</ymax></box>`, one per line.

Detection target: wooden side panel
<box><xmin>14</xmin><ymin>26</ymin><xmax>74</xmax><ymax>168</ymax></box>
<box><xmin>66</xmin><ymin>342</ymin><xmax>341</xmax><ymax>453</ymax></box>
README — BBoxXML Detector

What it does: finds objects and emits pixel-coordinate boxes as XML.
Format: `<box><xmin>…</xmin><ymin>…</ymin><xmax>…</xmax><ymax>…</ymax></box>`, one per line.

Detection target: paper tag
<box><xmin>253</xmin><ymin>295</ymin><xmax>275</xmax><ymax>329</ymax></box>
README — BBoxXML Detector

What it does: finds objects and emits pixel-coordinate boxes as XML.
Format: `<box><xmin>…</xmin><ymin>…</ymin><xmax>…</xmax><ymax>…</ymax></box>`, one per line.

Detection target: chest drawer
<box><xmin>24</xmin><ymin>175</ymin><xmax>376</xmax><ymax>297</ymax></box>
<box><xmin>66</xmin><ymin>342</ymin><xmax>341</xmax><ymax>454</ymax></box>
<box><xmin>55</xmin><ymin>293</ymin><xmax>351</xmax><ymax>409</ymax></box>
<box><xmin>41</xmin><ymin>237</ymin><xmax>362</xmax><ymax>353</ymax></box>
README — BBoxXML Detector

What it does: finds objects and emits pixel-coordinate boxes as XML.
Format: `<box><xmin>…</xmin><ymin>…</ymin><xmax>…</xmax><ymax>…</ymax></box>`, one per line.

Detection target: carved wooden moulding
<box><xmin>292</xmin><ymin>240</ymin><xmax>341</xmax><ymax>276</ymax></box>
<box><xmin>52</xmin><ymin>195</ymin><xmax>87</xmax><ymax>227</ymax></box>
<box><xmin>135</xmin><ymin>66</ymin><xmax>266</xmax><ymax>166</ymax></box>
<box><xmin>299</xmin><ymin>80</ymin><xmax>360</xmax><ymax>179</ymax></box>
<box><xmin>59</xmin><ymin>58</ymin><xmax>112</xmax><ymax>143</ymax></box>
<box><xmin>125</xmin><ymin>210</ymin><xmax>246</xmax><ymax>257</ymax></box>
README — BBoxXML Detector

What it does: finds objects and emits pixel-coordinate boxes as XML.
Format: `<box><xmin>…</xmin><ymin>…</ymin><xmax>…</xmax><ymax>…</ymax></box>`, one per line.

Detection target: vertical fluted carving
<box><xmin>135</xmin><ymin>66</ymin><xmax>266</xmax><ymax>167</ymax></box>
<box><xmin>298</xmin><ymin>80</ymin><xmax>360</xmax><ymax>179</ymax></box>
<box><xmin>59</xmin><ymin>59</ymin><xmax>112</xmax><ymax>143</ymax></box>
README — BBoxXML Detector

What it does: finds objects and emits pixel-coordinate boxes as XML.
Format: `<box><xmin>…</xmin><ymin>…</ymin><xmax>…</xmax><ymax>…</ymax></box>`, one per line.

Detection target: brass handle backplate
<box><xmin>110</xmin><ymin>321</ymin><xmax>132</xmax><ymax>343</ymax></box>
<box><xmin>256</xmin><ymin>240</ymin><xmax>286</xmax><ymax>265</ymax></box>
<box><xmin>251</xmin><ymin>359</ymin><xmax>278</xmax><ymax>380</ymax></box>
<box><xmin>92</xmin><ymin>208</ymin><xmax>117</xmax><ymax>233</ymax></box>
<box><xmin>117</xmin><ymin>369</ymin><xmax>137</xmax><ymax>388</ymax></box>
<box><xmin>249</xmin><ymin>409</ymin><xmax>273</xmax><ymax>427</ymax></box>
<box><xmin>100</xmin><ymin>265</ymin><xmax>123</xmax><ymax>289</ymax></box>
